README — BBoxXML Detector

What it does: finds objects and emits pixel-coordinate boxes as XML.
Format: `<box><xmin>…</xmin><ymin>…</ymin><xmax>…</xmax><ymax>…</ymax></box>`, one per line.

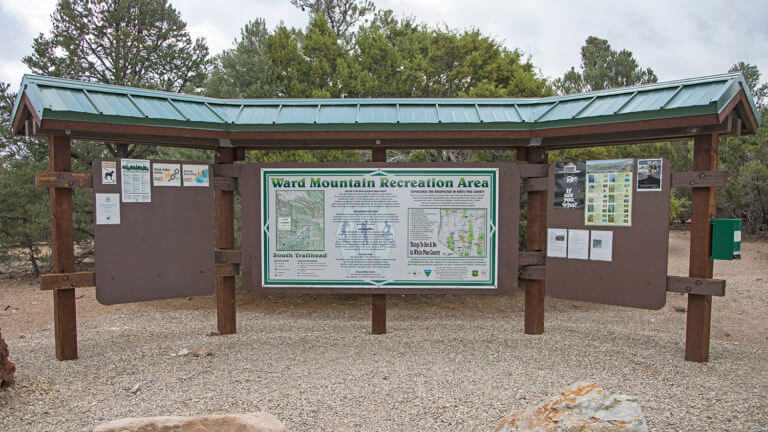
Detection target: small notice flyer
<box><xmin>547</xmin><ymin>228</ymin><xmax>567</xmax><ymax>258</ymax></box>
<box><xmin>554</xmin><ymin>161</ymin><xmax>585</xmax><ymax>208</ymax></box>
<box><xmin>585</xmin><ymin>159</ymin><xmax>633</xmax><ymax>227</ymax></box>
<box><xmin>121</xmin><ymin>159</ymin><xmax>151</xmax><ymax>202</ymax></box>
<box><xmin>95</xmin><ymin>193</ymin><xmax>120</xmax><ymax>224</ymax></box>
<box><xmin>101</xmin><ymin>161</ymin><xmax>116</xmax><ymax>185</ymax></box>
<box><xmin>153</xmin><ymin>163</ymin><xmax>181</xmax><ymax>186</ymax></box>
<box><xmin>567</xmin><ymin>229</ymin><xmax>589</xmax><ymax>260</ymax></box>
<box><xmin>637</xmin><ymin>158</ymin><xmax>662</xmax><ymax>191</ymax></box>
<box><xmin>589</xmin><ymin>230</ymin><xmax>613</xmax><ymax>261</ymax></box>
<box><xmin>183</xmin><ymin>164</ymin><xmax>210</xmax><ymax>187</ymax></box>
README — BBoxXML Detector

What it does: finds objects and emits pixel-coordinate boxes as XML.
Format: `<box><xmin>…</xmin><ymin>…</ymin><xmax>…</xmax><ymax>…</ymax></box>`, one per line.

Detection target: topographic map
<box><xmin>438</xmin><ymin>209</ymin><xmax>486</xmax><ymax>257</ymax></box>
<box><xmin>276</xmin><ymin>190</ymin><xmax>325</xmax><ymax>251</ymax></box>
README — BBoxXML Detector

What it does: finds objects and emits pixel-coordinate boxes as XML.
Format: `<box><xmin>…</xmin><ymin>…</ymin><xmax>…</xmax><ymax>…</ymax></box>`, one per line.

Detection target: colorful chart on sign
<box><xmin>261</xmin><ymin>168</ymin><xmax>498</xmax><ymax>289</ymax></box>
<box><xmin>584</xmin><ymin>159</ymin><xmax>633</xmax><ymax>227</ymax></box>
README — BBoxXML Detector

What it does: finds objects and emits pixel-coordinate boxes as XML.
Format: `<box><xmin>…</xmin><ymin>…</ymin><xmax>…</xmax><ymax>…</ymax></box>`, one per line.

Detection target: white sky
<box><xmin>1</xmin><ymin>0</ymin><xmax>766</xmax><ymax>92</ymax></box>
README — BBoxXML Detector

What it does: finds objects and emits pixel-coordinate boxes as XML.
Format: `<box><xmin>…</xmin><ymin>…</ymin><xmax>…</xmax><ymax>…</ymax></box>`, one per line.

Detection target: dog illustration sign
<box><xmin>101</xmin><ymin>161</ymin><xmax>116</xmax><ymax>185</ymax></box>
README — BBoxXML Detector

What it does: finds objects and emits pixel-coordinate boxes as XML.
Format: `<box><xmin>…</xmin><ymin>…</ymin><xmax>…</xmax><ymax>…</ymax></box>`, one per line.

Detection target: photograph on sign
<box><xmin>589</xmin><ymin>230</ymin><xmax>613</xmax><ymax>261</ymax></box>
<box><xmin>95</xmin><ymin>193</ymin><xmax>120</xmax><ymax>225</ymax></box>
<box><xmin>554</xmin><ymin>161</ymin><xmax>585</xmax><ymax>208</ymax></box>
<box><xmin>637</xmin><ymin>158</ymin><xmax>662</xmax><ymax>191</ymax></box>
<box><xmin>547</xmin><ymin>228</ymin><xmax>567</xmax><ymax>258</ymax></box>
<box><xmin>183</xmin><ymin>164</ymin><xmax>210</xmax><ymax>187</ymax></box>
<box><xmin>120</xmin><ymin>159</ymin><xmax>151</xmax><ymax>202</ymax></box>
<box><xmin>585</xmin><ymin>158</ymin><xmax>633</xmax><ymax>227</ymax></box>
<box><xmin>261</xmin><ymin>168</ymin><xmax>498</xmax><ymax>289</ymax></box>
<box><xmin>101</xmin><ymin>161</ymin><xmax>116</xmax><ymax>185</ymax></box>
<box><xmin>152</xmin><ymin>163</ymin><xmax>181</xmax><ymax>187</ymax></box>
<box><xmin>567</xmin><ymin>229</ymin><xmax>589</xmax><ymax>260</ymax></box>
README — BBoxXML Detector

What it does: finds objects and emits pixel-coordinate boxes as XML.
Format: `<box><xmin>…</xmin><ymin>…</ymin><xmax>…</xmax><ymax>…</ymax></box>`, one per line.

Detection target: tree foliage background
<box><xmin>0</xmin><ymin>0</ymin><xmax>766</xmax><ymax>274</ymax></box>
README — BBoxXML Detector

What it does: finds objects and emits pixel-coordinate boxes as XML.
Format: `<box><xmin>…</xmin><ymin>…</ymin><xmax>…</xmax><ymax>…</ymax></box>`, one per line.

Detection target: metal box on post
<box><xmin>711</xmin><ymin>218</ymin><xmax>742</xmax><ymax>260</ymax></box>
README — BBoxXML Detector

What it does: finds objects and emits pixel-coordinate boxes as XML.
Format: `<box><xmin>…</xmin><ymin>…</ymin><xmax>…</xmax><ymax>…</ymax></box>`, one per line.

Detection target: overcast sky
<box><xmin>1</xmin><ymin>0</ymin><xmax>766</xmax><ymax>92</ymax></box>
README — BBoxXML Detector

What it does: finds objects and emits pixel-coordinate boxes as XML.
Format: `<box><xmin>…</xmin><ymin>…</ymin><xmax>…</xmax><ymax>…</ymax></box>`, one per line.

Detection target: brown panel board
<box><xmin>240</xmin><ymin>162</ymin><xmax>519</xmax><ymax>295</ymax></box>
<box><xmin>92</xmin><ymin>158</ymin><xmax>215</xmax><ymax>305</ymax></box>
<box><xmin>545</xmin><ymin>158</ymin><xmax>671</xmax><ymax>309</ymax></box>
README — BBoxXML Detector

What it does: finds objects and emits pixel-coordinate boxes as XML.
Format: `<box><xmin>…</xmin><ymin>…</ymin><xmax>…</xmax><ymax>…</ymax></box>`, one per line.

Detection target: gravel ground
<box><xmin>0</xmin><ymin>231</ymin><xmax>766</xmax><ymax>431</ymax></box>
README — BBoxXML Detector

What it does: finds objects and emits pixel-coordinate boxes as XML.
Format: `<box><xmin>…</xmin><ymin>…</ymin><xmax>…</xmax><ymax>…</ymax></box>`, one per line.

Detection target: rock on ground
<box><xmin>0</xmin><ymin>328</ymin><xmax>15</xmax><ymax>389</ymax></box>
<box><xmin>93</xmin><ymin>411</ymin><xmax>288</xmax><ymax>432</ymax></box>
<box><xmin>496</xmin><ymin>381</ymin><xmax>648</xmax><ymax>432</ymax></box>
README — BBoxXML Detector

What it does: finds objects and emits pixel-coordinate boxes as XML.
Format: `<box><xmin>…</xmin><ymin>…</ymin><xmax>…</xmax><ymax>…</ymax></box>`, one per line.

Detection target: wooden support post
<box><xmin>49</xmin><ymin>135</ymin><xmax>78</xmax><ymax>360</ymax></box>
<box><xmin>685</xmin><ymin>134</ymin><xmax>718</xmax><ymax>362</ymax></box>
<box><xmin>517</xmin><ymin>147</ymin><xmax>547</xmax><ymax>335</ymax></box>
<box><xmin>371</xmin><ymin>147</ymin><xmax>387</xmax><ymax>335</ymax></box>
<box><xmin>214</xmin><ymin>148</ymin><xmax>241</xmax><ymax>335</ymax></box>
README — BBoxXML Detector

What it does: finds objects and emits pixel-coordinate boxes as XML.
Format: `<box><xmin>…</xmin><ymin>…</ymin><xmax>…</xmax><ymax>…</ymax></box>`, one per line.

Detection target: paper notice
<box><xmin>554</xmin><ymin>161</ymin><xmax>586</xmax><ymax>208</ymax></box>
<box><xmin>121</xmin><ymin>159</ymin><xmax>151</xmax><ymax>202</ymax></box>
<box><xmin>101</xmin><ymin>161</ymin><xmax>117</xmax><ymax>185</ymax></box>
<box><xmin>567</xmin><ymin>229</ymin><xmax>589</xmax><ymax>260</ymax></box>
<box><xmin>152</xmin><ymin>163</ymin><xmax>181</xmax><ymax>186</ymax></box>
<box><xmin>589</xmin><ymin>230</ymin><xmax>613</xmax><ymax>261</ymax></box>
<box><xmin>183</xmin><ymin>164</ymin><xmax>210</xmax><ymax>187</ymax></box>
<box><xmin>547</xmin><ymin>228</ymin><xmax>567</xmax><ymax>258</ymax></box>
<box><xmin>585</xmin><ymin>158</ymin><xmax>633</xmax><ymax>227</ymax></box>
<box><xmin>95</xmin><ymin>193</ymin><xmax>120</xmax><ymax>224</ymax></box>
<box><xmin>637</xmin><ymin>158</ymin><xmax>662</xmax><ymax>191</ymax></box>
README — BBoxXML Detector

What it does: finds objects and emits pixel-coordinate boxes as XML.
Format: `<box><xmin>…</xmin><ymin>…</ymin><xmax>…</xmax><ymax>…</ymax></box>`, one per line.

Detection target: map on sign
<box><xmin>438</xmin><ymin>209</ymin><xmax>487</xmax><ymax>257</ymax></box>
<box><xmin>275</xmin><ymin>190</ymin><xmax>325</xmax><ymax>251</ymax></box>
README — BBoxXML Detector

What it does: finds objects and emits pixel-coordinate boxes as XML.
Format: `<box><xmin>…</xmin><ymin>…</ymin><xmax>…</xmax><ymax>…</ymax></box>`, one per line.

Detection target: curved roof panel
<box><xmin>11</xmin><ymin>73</ymin><xmax>761</xmax><ymax>136</ymax></box>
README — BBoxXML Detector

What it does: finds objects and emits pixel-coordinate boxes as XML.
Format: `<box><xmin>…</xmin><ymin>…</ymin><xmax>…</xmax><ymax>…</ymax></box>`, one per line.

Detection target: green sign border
<box><xmin>261</xmin><ymin>168</ymin><xmax>498</xmax><ymax>288</ymax></box>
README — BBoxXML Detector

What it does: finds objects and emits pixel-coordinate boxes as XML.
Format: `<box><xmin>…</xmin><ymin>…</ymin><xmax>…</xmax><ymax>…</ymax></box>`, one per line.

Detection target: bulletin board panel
<box><xmin>545</xmin><ymin>158</ymin><xmax>671</xmax><ymax>310</ymax></box>
<box><xmin>92</xmin><ymin>158</ymin><xmax>215</xmax><ymax>305</ymax></box>
<box><xmin>240</xmin><ymin>162</ymin><xmax>519</xmax><ymax>295</ymax></box>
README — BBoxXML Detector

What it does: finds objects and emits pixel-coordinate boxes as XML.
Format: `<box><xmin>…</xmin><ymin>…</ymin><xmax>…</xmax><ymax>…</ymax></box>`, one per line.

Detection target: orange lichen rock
<box><xmin>495</xmin><ymin>381</ymin><xmax>647</xmax><ymax>432</ymax></box>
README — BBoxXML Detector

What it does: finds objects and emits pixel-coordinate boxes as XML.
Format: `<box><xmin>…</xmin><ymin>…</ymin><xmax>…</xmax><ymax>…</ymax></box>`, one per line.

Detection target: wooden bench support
<box><xmin>667</xmin><ymin>276</ymin><xmax>725</xmax><ymax>296</ymax></box>
<box><xmin>35</xmin><ymin>171</ymin><xmax>92</xmax><ymax>188</ymax></box>
<box><xmin>40</xmin><ymin>272</ymin><xmax>95</xmax><ymax>290</ymax></box>
<box><xmin>671</xmin><ymin>171</ymin><xmax>728</xmax><ymax>188</ymax></box>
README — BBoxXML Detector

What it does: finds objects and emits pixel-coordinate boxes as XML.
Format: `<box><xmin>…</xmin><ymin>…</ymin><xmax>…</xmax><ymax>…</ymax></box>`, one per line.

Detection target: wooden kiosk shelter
<box><xmin>10</xmin><ymin>73</ymin><xmax>761</xmax><ymax>363</ymax></box>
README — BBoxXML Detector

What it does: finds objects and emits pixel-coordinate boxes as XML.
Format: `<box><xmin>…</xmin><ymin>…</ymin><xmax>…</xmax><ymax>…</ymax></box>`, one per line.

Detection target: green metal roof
<box><xmin>12</xmin><ymin>73</ymin><xmax>761</xmax><ymax>134</ymax></box>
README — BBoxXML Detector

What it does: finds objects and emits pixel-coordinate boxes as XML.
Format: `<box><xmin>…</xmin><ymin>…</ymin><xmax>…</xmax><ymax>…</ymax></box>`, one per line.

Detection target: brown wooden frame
<box><xmin>30</xmin><ymin>88</ymin><xmax>746</xmax><ymax>362</ymax></box>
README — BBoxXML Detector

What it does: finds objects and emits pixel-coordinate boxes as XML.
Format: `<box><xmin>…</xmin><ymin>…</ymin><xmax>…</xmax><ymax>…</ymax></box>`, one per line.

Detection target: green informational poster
<box><xmin>584</xmin><ymin>159</ymin><xmax>633</xmax><ymax>227</ymax></box>
<box><xmin>261</xmin><ymin>168</ymin><xmax>498</xmax><ymax>289</ymax></box>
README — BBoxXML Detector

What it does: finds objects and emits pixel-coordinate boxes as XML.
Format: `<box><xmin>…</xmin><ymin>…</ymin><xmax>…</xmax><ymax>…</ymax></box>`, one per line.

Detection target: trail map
<box><xmin>438</xmin><ymin>209</ymin><xmax>486</xmax><ymax>257</ymax></box>
<box><xmin>275</xmin><ymin>190</ymin><xmax>325</xmax><ymax>251</ymax></box>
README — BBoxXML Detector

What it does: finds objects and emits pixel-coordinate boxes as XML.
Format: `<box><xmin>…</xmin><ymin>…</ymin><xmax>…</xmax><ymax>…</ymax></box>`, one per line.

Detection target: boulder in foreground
<box><xmin>496</xmin><ymin>381</ymin><xmax>648</xmax><ymax>432</ymax></box>
<box><xmin>94</xmin><ymin>411</ymin><xmax>288</xmax><ymax>432</ymax></box>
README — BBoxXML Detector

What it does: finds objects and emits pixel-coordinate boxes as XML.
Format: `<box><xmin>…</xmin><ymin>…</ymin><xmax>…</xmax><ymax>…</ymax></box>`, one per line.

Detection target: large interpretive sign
<box><xmin>257</xmin><ymin>167</ymin><xmax>499</xmax><ymax>289</ymax></box>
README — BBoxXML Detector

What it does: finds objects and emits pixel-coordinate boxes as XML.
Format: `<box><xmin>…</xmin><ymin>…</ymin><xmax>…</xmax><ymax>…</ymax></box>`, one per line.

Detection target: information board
<box><xmin>92</xmin><ymin>158</ymin><xmax>215</xmax><ymax>305</ymax></box>
<box><xmin>546</xmin><ymin>157</ymin><xmax>671</xmax><ymax>309</ymax></box>
<box><xmin>241</xmin><ymin>163</ymin><xmax>519</xmax><ymax>294</ymax></box>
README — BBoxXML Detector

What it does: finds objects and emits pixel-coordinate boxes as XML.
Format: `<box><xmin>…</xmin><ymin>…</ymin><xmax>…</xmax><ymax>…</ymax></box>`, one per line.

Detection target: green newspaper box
<box><xmin>711</xmin><ymin>218</ymin><xmax>741</xmax><ymax>260</ymax></box>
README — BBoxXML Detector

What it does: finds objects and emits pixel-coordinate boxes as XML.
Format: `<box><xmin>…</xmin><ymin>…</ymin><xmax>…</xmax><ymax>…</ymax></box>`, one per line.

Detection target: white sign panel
<box><xmin>153</xmin><ymin>163</ymin><xmax>181</xmax><ymax>186</ymax></box>
<box><xmin>121</xmin><ymin>159</ymin><xmax>151</xmax><ymax>202</ymax></box>
<box><xmin>547</xmin><ymin>228</ymin><xmax>567</xmax><ymax>258</ymax></box>
<box><xmin>567</xmin><ymin>229</ymin><xmax>589</xmax><ymax>260</ymax></box>
<box><xmin>183</xmin><ymin>164</ymin><xmax>210</xmax><ymax>187</ymax></box>
<box><xmin>95</xmin><ymin>193</ymin><xmax>120</xmax><ymax>225</ymax></box>
<box><xmin>589</xmin><ymin>230</ymin><xmax>614</xmax><ymax>262</ymax></box>
<box><xmin>261</xmin><ymin>168</ymin><xmax>499</xmax><ymax>289</ymax></box>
